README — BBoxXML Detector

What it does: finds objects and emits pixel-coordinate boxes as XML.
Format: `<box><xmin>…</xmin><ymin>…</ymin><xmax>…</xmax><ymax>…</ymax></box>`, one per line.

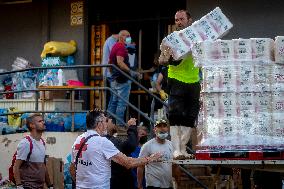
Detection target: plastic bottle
<box><xmin>47</xmin><ymin>77</ymin><xmax>53</xmax><ymax>86</ymax></box>
<box><xmin>46</xmin><ymin>70</ymin><xmax>53</xmax><ymax>86</ymax></box>
<box><xmin>57</xmin><ymin>69</ymin><xmax>63</xmax><ymax>86</ymax></box>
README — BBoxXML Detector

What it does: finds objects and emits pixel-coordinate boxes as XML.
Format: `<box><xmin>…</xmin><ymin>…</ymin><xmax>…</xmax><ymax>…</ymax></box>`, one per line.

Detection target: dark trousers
<box><xmin>111</xmin><ymin>176</ymin><xmax>134</xmax><ymax>189</ymax></box>
<box><xmin>168</xmin><ymin>78</ymin><xmax>201</xmax><ymax>127</ymax></box>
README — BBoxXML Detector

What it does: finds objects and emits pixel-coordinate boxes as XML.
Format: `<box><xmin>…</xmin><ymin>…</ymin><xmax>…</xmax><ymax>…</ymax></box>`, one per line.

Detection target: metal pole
<box><xmin>35</xmin><ymin>71</ymin><xmax>39</xmax><ymax>111</ymax></box>
<box><xmin>178</xmin><ymin>164</ymin><xmax>208</xmax><ymax>189</ymax></box>
<box><xmin>138</xmin><ymin>29</ymin><xmax>142</xmax><ymax>123</ymax></box>
<box><xmin>71</xmin><ymin>89</ymin><xmax>75</xmax><ymax>132</ymax></box>
<box><xmin>150</xmin><ymin>98</ymin><xmax>155</xmax><ymax>138</ymax></box>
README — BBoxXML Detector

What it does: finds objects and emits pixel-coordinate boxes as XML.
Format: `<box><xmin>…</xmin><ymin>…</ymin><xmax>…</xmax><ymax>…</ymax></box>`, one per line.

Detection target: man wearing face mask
<box><xmin>106</xmin><ymin>118</ymin><xmax>138</xmax><ymax>189</ymax></box>
<box><xmin>137</xmin><ymin>120</ymin><xmax>173</xmax><ymax>189</ymax></box>
<box><xmin>131</xmin><ymin>126</ymin><xmax>149</xmax><ymax>189</ymax></box>
<box><xmin>107</xmin><ymin>30</ymin><xmax>141</xmax><ymax>127</ymax></box>
<box><xmin>70</xmin><ymin>109</ymin><xmax>162</xmax><ymax>189</ymax></box>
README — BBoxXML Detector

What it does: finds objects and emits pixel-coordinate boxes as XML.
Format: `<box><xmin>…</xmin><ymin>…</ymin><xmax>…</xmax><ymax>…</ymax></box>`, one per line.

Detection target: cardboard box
<box><xmin>46</xmin><ymin>157</ymin><xmax>64</xmax><ymax>189</ymax></box>
<box><xmin>40</xmin><ymin>91</ymin><xmax>66</xmax><ymax>100</ymax></box>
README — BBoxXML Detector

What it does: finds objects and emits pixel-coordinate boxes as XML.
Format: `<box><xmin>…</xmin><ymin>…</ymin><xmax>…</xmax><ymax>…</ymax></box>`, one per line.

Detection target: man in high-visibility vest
<box><xmin>160</xmin><ymin>10</ymin><xmax>201</xmax><ymax>159</ymax></box>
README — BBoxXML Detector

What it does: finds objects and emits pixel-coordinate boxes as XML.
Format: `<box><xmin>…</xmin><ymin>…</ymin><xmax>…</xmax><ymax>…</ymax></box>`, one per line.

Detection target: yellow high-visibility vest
<box><xmin>168</xmin><ymin>55</ymin><xmax>199</xmax><ymax>84</ymax></box>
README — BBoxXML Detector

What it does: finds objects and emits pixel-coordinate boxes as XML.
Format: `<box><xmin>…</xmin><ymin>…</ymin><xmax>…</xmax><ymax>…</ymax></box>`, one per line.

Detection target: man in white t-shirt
<box><xmin>13</xmin><ymin>113</ymin><xmax>52</xmax><ymax>189</ymax></box>
<box><xmin>137</xmin><ymin>119</ymin><xmax>173</xmax><ymax>189</ymax></box>
<box><xmin>69</xmin><ymin>109</ymin><xmax>162</xmax><ymax>189</ymax></box>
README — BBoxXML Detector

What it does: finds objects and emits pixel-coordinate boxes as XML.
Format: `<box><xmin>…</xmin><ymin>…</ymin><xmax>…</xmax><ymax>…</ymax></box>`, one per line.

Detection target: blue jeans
<box><xmin>107</xmin><ymin>80</ymin><xmax>131</xmax><ymax>126</ymax></box>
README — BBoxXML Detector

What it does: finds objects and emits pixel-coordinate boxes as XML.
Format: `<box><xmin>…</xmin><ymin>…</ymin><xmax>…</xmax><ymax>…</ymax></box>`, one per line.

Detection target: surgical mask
<box><xmin>139</xmin><ymin>135</ymin><xmax>148</xmax><ymax>144</ymax></box>
<box><xmin>125</xmin><ymin>37</ymin><xmax>132</xmax><ymax>44</ymax></box>
<box><xmin>157</xmin><ymin>132</ymin><xmax>168</xmax><ymax>140</ymax></box>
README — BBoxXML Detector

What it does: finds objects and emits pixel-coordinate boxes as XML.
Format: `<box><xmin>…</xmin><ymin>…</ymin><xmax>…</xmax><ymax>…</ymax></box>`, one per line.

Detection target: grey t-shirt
<box><xmin>16</xmin><ymin>136</ymin><xmax>46</xmax><ymax>163</ymax></box>
<box><xmin>139</xmin><ymin>138</ymin><xmax>173</xmax><ymax>188</ymax></box>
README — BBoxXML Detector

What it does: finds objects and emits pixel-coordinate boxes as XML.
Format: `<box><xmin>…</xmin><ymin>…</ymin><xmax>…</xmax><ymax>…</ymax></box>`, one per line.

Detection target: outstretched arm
<box><xmin>111</xmin><ymin>152</ymin><xmax>161</xmax><ymax>169</ymax></box>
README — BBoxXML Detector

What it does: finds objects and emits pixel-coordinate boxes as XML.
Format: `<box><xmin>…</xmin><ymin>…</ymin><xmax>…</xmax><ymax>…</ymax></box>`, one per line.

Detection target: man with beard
<box><xmin>160</xmin><ymin>10</ymin><xmax>201</xmax><ymax>159</ymax></box>
<box><xmin>13</xmin><ymin>113</ymin><xmax>52</xmax><ymax>189</ymax></box>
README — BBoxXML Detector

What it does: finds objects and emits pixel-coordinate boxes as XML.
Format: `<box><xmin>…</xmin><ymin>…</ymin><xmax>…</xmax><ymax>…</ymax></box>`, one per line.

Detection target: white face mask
<box><xmin>157</xmin><ymin>132</ymin><xmax>168</xmax><ymax>140</ymax></box>
<box><xmin>125</xmin><ymin>37</ymin><xmax>132</xmax><ymax>44</ymax></box>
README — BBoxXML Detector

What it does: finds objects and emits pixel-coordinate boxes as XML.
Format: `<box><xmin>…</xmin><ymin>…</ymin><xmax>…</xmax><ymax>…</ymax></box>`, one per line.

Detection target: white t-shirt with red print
<box><xmin>16</xmin><ymin>135</ymin><xmax>46</xmax><ymax>163</ymax></box>
<box><xmin>71</xmin><ymin>130</ymin><xmax>119</xmax><ymax>189</ymax></box>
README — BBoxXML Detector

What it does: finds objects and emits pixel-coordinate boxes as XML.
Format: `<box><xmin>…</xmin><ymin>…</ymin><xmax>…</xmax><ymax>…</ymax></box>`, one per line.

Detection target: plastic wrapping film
<box><xmin>192</xmin><ymin>38</ymin><xmax>275</xmax><ymax>67</ymax></box>
<box><xmin>12</xmin><ymin>71</ymin><xmax>37</xmax><ymax>99</ymax></box>
<box><xmin>201</xmin><ymin>62</ymin><xmax>278</xmax><ymax>93</ymax></box>
<box><xmin>196</xmin><ymin>53</ymin><xmax>284</xmax><ymax>151</ymax></box>
<box><xmin>159</xmin><ymin>7</ymin><xmax>233</xmax><ymax>61</ymax></box>
<box><xmin>275</xmin><ymin>36</ymin><xmax>284</xmax><ymax>63</ymax></box>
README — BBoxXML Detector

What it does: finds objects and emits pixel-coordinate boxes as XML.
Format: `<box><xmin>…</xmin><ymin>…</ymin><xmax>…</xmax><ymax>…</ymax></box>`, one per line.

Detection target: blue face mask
<box><xmin>157</xmin><ymin>132</ymin><xmax>168</xmax><ymax>140</ymax></box>
<box><xmin>125</xmin><ymin>37</ymin><xmax>132</xmax><ymax>44</ymax></box>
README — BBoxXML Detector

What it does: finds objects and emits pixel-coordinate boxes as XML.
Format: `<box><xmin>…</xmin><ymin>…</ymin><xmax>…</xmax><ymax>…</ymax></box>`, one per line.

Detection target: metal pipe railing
<box><xmin>178</xmin><ymin>164</ymin><xmax>208</xmax><ymax>189</ymax></box>
<box><xmin>0</xmin><ymin>87</ymin><xmax>155</xmax><ymax>125</ymax></box>
<box><xmin>0</xmin><ymin>64</ymin><xmax>164</xmax><ymax>128</ymax></box>
<box><xmin>0</xmin><ymin>64</ymin><xmax>167</xmax><ymax>107</ymax></box>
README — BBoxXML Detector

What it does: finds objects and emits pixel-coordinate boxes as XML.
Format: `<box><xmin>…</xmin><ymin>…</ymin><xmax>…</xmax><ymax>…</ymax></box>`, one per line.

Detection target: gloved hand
<box><xmin>129</xmin><ymin>70</ymin><xmax>142</xmax><ymax>80</ymax></box>
<box><xmin>16</xmin><ymin>185</ymin><xmax>24</xmax><ymax>189</ymax></box>
<box><xmin>159</xmin><ymin>90</ymin><xmax>168</xmax><ymax>100</ymax></box>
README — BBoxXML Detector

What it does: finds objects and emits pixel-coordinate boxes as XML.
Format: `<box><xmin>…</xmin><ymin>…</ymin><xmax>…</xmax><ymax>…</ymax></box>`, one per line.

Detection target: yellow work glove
<box><xmin>159</xmin><ymin>90</ymin><xmax>168</xmax><ymax>100</ymax></box>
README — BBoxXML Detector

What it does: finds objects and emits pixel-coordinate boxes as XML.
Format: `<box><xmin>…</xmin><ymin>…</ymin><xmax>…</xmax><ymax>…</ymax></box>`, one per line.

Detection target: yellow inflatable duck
<box><xmin>41</xmin><ymin>40</ymin><xmax>77</xmax><ymax>58</ymax></box>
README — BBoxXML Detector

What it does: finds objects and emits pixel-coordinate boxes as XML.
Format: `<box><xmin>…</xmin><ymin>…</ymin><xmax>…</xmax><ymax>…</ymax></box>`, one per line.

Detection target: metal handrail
<box><xmin>0</xmin><ymin>64</ymin><xmax>165</xmax><ymax>128</ymax></box>
<box><xmin>179</xmin><ymin>164</ymin><xmax>208</xmax><ymax>189</ymax></box>
<box><xmin>0</xmin><ymin>64</ymin><xmax>167</xmax><ymax>107</ymax></box>
<box><xmin>0</xmin><ymin>64</ymin><xmax>167</xmax><ymax>125</ymax></box>
<box><xmin>0</xmin><ymin>87</ymin><xmax>155</xmax><ymax>125</ymax></box>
